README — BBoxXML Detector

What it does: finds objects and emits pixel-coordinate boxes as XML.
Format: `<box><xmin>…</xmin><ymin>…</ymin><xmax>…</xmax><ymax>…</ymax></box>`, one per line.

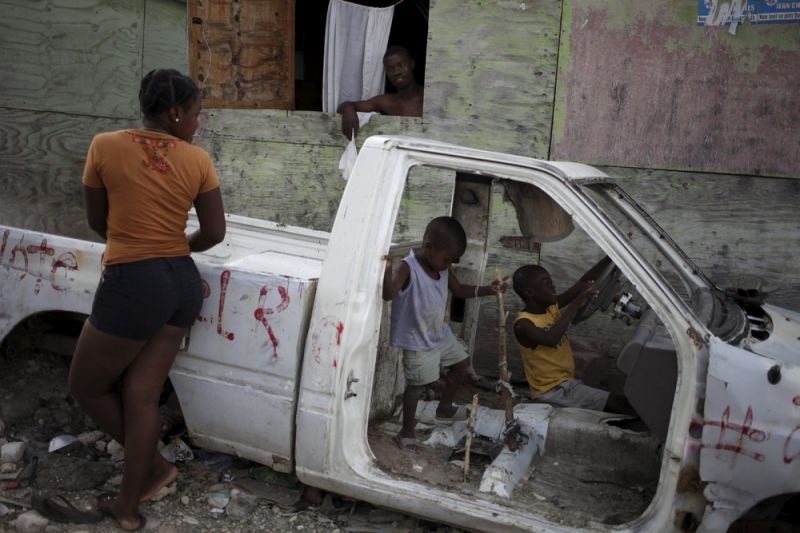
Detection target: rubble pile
<box><xmin>0</xmin><ymin>345</ymin><xmax>457</xmax><ymax>532</ymax></box>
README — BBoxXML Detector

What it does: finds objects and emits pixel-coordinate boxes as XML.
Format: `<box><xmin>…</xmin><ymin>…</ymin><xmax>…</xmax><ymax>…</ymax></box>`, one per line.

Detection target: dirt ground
<box><xmin>0</xmin><ymin>346</ymin><xmax>463</xmax><ymax>533</ymax></box>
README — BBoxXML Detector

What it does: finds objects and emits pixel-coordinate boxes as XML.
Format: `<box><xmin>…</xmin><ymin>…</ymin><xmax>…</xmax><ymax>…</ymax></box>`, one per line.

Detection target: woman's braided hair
<box><xmin>138</xmin><ymin>69</ymin><xmax>199</xmax><ymax>119</ymax></box>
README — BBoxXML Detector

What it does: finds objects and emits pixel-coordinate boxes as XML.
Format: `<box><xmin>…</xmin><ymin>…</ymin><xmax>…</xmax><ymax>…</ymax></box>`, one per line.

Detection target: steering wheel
<box><xmin>572</xmin><ymin>261</ymin><xmax>622</xmax><ymax>324</ymax></box>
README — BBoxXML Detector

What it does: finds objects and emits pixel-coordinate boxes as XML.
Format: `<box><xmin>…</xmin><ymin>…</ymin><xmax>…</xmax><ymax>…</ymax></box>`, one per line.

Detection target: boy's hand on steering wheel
<box><xmin>575</xmin><ymin>280</ymin><xmax>599</xmax><ymax>307</ymax></box>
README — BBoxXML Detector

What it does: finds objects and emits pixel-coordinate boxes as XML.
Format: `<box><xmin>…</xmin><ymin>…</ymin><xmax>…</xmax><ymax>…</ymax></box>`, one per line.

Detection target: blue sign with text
<box><xmin>698</xmin><ymin>0</ymin><xmax>800</xmax><ymax>26</ymax></box>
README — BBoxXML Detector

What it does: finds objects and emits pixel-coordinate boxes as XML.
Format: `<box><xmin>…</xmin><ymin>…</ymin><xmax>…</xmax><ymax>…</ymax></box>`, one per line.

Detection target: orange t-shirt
<box><xmin>82</xmin><ymin>129</ymin><xmax>220</xmax><ymax>265</ymax></box>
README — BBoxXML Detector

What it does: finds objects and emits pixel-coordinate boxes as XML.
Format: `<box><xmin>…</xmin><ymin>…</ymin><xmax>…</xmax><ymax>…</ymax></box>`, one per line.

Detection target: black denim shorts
<box><xmin>89</xmin><ymin>256</ymin><xmax>204</xmax><ymax>340</ymax></box>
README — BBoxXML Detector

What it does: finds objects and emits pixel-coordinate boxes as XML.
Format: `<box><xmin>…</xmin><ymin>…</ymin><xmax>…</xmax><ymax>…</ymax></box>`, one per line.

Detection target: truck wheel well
<box><xmin>0</xmin><ymin>311</ymin><xmax>87</xmax><ymax>358</ymax></box>
<box><xmin>728</xmin><ymin>493</ymin><xmax>800</xmax><ymax>532</ymax></box>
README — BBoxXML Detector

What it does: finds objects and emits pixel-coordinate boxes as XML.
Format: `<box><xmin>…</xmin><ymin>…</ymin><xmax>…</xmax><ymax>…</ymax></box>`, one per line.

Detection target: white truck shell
<box><xmin>1</xmin><ymin>135</ymin><xmax>798</xmax><ymax>532</ymax></box>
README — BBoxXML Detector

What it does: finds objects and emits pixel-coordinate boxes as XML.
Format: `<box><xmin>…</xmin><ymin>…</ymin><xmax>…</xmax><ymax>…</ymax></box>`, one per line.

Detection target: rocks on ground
<box><xmin>1</xmin><ymin>346</ymin><xmax>461</xmax><ymax>533</ymax></box>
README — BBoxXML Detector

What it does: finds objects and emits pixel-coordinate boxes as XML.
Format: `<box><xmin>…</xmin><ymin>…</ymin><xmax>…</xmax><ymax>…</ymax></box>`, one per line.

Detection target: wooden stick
<box><xmin>463</xmin><ymin>393</ymin><xmax>479</xmax><ymax>481</ymax></box>
<box><xmin>495</xmin><ymin>269</ymin><xmax>520</xmax><ymax>451</ymax></box>
<box><xmin>0</xmin><ymin>494</ymin><xmax>30</xmax><ymax>508</ymax></box>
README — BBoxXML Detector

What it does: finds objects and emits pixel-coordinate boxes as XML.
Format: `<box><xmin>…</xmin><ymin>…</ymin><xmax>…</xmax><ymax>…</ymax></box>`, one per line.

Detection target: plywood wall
<box><xmin>552</xmin><ymin>0</ymin><xmax>800</xmax><ymax>178</ymax></box>
<box><xmin>0</xmin><ymin>0</ymin><xmax>188</xmax><ymax>240</ymax></box>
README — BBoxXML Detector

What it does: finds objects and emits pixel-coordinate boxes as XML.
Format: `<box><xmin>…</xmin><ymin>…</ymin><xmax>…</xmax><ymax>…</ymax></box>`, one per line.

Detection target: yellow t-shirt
<box><xmin>82</xmin><ymin>129</ymin><xmax>220</xmax><ymax>265</ymax></box>
<box><xmin>515</xmin><ymin>305</ymin><xmax>575</xmax><ymax>395</ymax></box>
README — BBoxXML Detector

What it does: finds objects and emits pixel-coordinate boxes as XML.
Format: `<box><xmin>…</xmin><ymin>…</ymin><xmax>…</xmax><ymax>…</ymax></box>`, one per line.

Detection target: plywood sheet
<box><xmin>552</xmin><ymin>1</ymin><xmax>800</xmax><ymax>178</ymax></box>
<box><xmin>0</xmin><ymin>0</ymin><xmax>144</xmax><ymax>118</ymax></box>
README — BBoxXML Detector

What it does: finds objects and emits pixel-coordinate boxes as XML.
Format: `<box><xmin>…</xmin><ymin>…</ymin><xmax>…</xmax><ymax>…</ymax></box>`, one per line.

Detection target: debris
<box><xmin>207</xmin><ymin>488</ymin><xmax>231</xmax><ymax>509</ymax></box>
<box><xmin>1</xmin><ymin>494</ymin><xmax>31</xmax><ymax>509</ymax></box>
<box><xmin>248</xmin><ymin>466</ymin><xmax>301</xmax><ymax>488</ymax></box>
<box><xmin>226</xmin><ymin>487</ymin><xmax>259</xmax><ymax>518</ymax></box>
<box><xmin>105</xmin><ymin>440</ymin><xmax>124</xmax><ymax>462</ymax></box>
<box><xmin>160</xmin><ymin>436</ymin><xmax>194</xmax><ymax>463</ymax></box>
<box><xmin>0</xmin><ymin>502</ymin><xmax>9</xmax><ymax>517</ymax></box>
<box><xmin>13</xmin><ymin>510</ymin><xmax>50</xmax><ymax>533</ymax></box>
<box><xmin>76</xmin><ymin>430</ymin><xmax>105</xmax><ymax>447</ymax></box>
<box><xmin>29</xmin><ymin>493</ymin><xmax>103</xmax><ymax>524</ymax></box>
<box><xmin>1</xmin><ymin>441</ymin><xmax>26</xmax><ymax>463</ymax></box>
<box><xmin>47</xmin><ymin>435</ymin><xmax>77</xmax><ymax>453</ymax></box>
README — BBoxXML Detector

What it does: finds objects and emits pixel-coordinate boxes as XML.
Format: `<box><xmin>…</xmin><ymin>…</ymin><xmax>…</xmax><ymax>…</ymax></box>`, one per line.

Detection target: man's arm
<box><xmin>515</xmin><ymin>282</ymin><xmax>597</xmax><ymax>348</ymax></box>
<box><xmin>383</xmin><ymin>256</ymin><xmax>411</xmax><ymax>301</ymax></box>
<box><xmin>83</xmin><ymin>185</ymin><xmax>108</xmax><ymax>240</ymax></box>
<box><xmin>448</xmin><ymin>270</ymin><xmax>506</xmax><ymax>299</ymax></box>
<box><xmin>557</xmin><ymin>255</ymin><xmax>612</xmax><ymax>307</ymax></box>
<box><xmin>337</xmin><ymin>96</ymin><xmax>387</xmax><ymax>138</ymax></box>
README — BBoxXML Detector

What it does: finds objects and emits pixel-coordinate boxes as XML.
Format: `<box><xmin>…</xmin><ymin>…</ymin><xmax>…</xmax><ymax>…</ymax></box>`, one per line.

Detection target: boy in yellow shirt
<box><xmin>512</xmin><ymin>258</ymin><xmax>630</xmax><ymax>413</ymax></box>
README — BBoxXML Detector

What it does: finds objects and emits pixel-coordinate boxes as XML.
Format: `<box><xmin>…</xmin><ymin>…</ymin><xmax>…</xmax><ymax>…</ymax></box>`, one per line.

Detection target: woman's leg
<box><xmin>110</xmin><ymin>323</ymin><xmax>186</xmax><ymax>527</ymax></box>
<box><xmin>68</xmin><ymin>321</ymin><xmax>145</xmax><ymax>445</ymax></box>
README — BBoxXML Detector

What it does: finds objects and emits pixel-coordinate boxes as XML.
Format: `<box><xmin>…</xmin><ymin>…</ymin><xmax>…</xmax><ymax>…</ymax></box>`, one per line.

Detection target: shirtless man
<box><xmin>337</xmin><ymin>45</ymin><xmax>424</xmax><ymax>139</ymax></box>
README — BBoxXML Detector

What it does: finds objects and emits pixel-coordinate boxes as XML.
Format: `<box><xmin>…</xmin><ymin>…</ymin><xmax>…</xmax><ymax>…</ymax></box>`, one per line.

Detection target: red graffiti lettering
<box><xmin>701</xmin><ymin>406</ymin><xmax>765</xmax><ymax>463</ymax></box>
<box><xmin>784</xmin><ymin>426</ymin><xmax>800</xmax><ymax>464</ymax></box>
<box><xmin>10</xmin><ymin>246</ymin><xmax>28</xmax><ymax>280</ymax></box>
<box><xmin>50</xmin><ymin>252</ymin><xmax>78</xmax><ymax>291</ymax></box>
<box><xmin>0</xmin><ymin>229</ymin><xmax>9</xmax><ymax>259</ymax></box>
<box><xmin>253</xmin><ymin>284</ymin><xmax>291</xmax><ymax>359</ymax></box>
<box><xmin>216</xmin><ymin>270</ymin><xmax>234</xmax><ymax>341</ymax></box>
<box><xmin>310</xmin><ymin>316</ymin><xmax>344</xmax><ymax>365</ymax></box>
<box><xmin>26</xmin><ymin>239</ymin><xmax>56</xmax><ymax>294</ymax></box>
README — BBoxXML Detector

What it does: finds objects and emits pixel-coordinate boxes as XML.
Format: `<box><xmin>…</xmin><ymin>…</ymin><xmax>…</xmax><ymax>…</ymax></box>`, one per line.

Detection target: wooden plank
<box><xmin>0</xmin><ymin>0</ymin><xmax>144</xmax><ymax>118</ymax></box>
<box><xmin>143</xmin><ymin>0</ymin><xmax>189</xmax><ymax>75</ymax></box>
<box><xmin>194</xmin><ymin>137</ymin><xmax>346</xmax><ymax>230</ymax></box>
<box><xmin>552</xmin><ymin>0</ymin><xmax>800</xmax><ymax>178</ymax></box>
<box><xmin>0</xmin><ymin>108</ymin><xmax>138</xmax><ymax>195</ymax></box>
<box><xmin>424</xmin><ymin>0</ymin><xmax>561</xmax><ymax>158</ymax></box>
<box><xmin>189</xmin><ymin>0</ymin><xmax>295</xmax><ymax>109</ymax></box>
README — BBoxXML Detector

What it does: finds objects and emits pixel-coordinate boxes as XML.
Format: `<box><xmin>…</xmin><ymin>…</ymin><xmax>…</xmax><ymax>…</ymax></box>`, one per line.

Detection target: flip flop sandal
<box><xmin>97</xmin><ymin>492</ymin><xmax>147</xmax><ymax>532</ymax></box>
<box><xmin>30</xmin><ymin>493</ymin><xmax>103</xmax><ymax>524</ymax></box>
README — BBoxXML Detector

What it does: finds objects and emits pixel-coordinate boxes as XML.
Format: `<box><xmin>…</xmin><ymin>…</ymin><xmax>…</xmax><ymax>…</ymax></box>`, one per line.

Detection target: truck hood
<box><xmin>745</xmin><ymin>304</ymin><xmax>800</xmax><ymax>363</ymax></box>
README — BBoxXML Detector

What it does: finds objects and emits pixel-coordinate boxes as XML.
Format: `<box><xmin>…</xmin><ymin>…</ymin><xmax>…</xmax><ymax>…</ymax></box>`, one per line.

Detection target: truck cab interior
<box><xmin>366</xmin><ymin>165</ymin><xmax>681</xmax><ymax>527</ymax></box>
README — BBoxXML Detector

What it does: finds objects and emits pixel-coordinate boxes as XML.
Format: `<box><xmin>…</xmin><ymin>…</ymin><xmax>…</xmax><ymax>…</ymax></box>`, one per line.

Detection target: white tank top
<box><xmin>390</xmin><ymin>250</ymin><xmax>452</xmax><ymax>350</ymax></box>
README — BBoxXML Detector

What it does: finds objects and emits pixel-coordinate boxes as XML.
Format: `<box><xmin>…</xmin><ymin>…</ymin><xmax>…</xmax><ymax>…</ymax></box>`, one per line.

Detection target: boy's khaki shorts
<box><xmin>402</xmin><ymin>334</ymin><xmax>469</xmax><ymax>386</ymax></box>
<box><xmin>532</xmin><ymin>379</ymin><xmax>609</xmax><ymax>411</ymax></box>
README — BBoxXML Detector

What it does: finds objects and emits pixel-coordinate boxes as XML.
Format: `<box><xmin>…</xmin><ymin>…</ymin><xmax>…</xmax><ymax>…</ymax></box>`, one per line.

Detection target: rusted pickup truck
<box><xmin>1</xmin><ymin>136</ymin><xmax>798</xmax><ymax>531</ymax></box>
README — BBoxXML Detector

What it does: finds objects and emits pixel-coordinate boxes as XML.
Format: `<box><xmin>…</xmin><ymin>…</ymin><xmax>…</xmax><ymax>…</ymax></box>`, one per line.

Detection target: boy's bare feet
<box><xmin>434</xmin><ymin>403</ymin><xmax>469</xmax><ymax>421</ymax></box>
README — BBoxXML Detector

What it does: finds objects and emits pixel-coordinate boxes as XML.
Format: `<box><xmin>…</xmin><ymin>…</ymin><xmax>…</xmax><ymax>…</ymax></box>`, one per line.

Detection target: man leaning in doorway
<box><xmin>337</xmin><ymin>45</ymin><xmax>423</xmax><ymax>139</ymax></box>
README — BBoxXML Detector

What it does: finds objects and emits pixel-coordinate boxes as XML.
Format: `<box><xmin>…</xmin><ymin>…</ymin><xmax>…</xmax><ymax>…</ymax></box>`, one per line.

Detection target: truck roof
<box><xmin>362</xmin><ymin>135</ymin><xmax>613</xmax><ymax>185</ymax></box>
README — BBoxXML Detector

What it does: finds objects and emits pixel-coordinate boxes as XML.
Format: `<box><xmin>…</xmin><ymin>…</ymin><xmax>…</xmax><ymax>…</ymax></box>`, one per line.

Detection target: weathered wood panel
<box><xmin>0</xmin><ymin>0</ymin><xmax>145</xmax><ymax>118</ymax></box>
<box><xmin>189</xmin><ymin>0</ymin><xmax>294</xmax><ymax>109</ymax></box>
<box><xmin>143</xmin><ymin>0</ymin><xmax>188</xmax><ymax>74</ymax></box>
<box><xmin>0</xmin><ymin>108</ymin><xmax>138</xmax><ymax>239</ymax></box>
<box><xmin>424</xmin><ymin>0</ymin><xmax>561</xmax><ymax>158</ymax></box>
<box><xmin>194</xmin><ymin>136</ymin><xmax>346</xmax><ymax>230</ymax></box>
<box><xmin>552</xmin><ymin>0</ymin><xmax>800</xmax><ymax>178</ymax></box>
<box><xmin>0</xmin><ymin>108</ymin><xmax>137</xmax><ymax>196</ymax></box>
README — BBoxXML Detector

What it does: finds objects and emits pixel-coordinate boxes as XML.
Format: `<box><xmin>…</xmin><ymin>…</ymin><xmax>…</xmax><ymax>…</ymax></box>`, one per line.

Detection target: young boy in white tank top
<box><xmin>383</xmin><ymin>216</ymin><xmax>505</xmax><ymax>450</ymax></box>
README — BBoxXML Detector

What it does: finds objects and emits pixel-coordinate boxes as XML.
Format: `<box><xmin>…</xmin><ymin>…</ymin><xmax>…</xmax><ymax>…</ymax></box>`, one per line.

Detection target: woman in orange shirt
<box><xmin>68</xmin><ymin>69</ymin><xmax>225</xmax><ymax>531</ymax></box>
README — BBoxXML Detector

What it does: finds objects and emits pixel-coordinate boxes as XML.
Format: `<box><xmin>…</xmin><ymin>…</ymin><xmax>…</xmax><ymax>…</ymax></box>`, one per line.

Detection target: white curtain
<box><xmin>322</xmin><ymin>0</ymin><xmax>395</xmax><ymax>113</ymax></box>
